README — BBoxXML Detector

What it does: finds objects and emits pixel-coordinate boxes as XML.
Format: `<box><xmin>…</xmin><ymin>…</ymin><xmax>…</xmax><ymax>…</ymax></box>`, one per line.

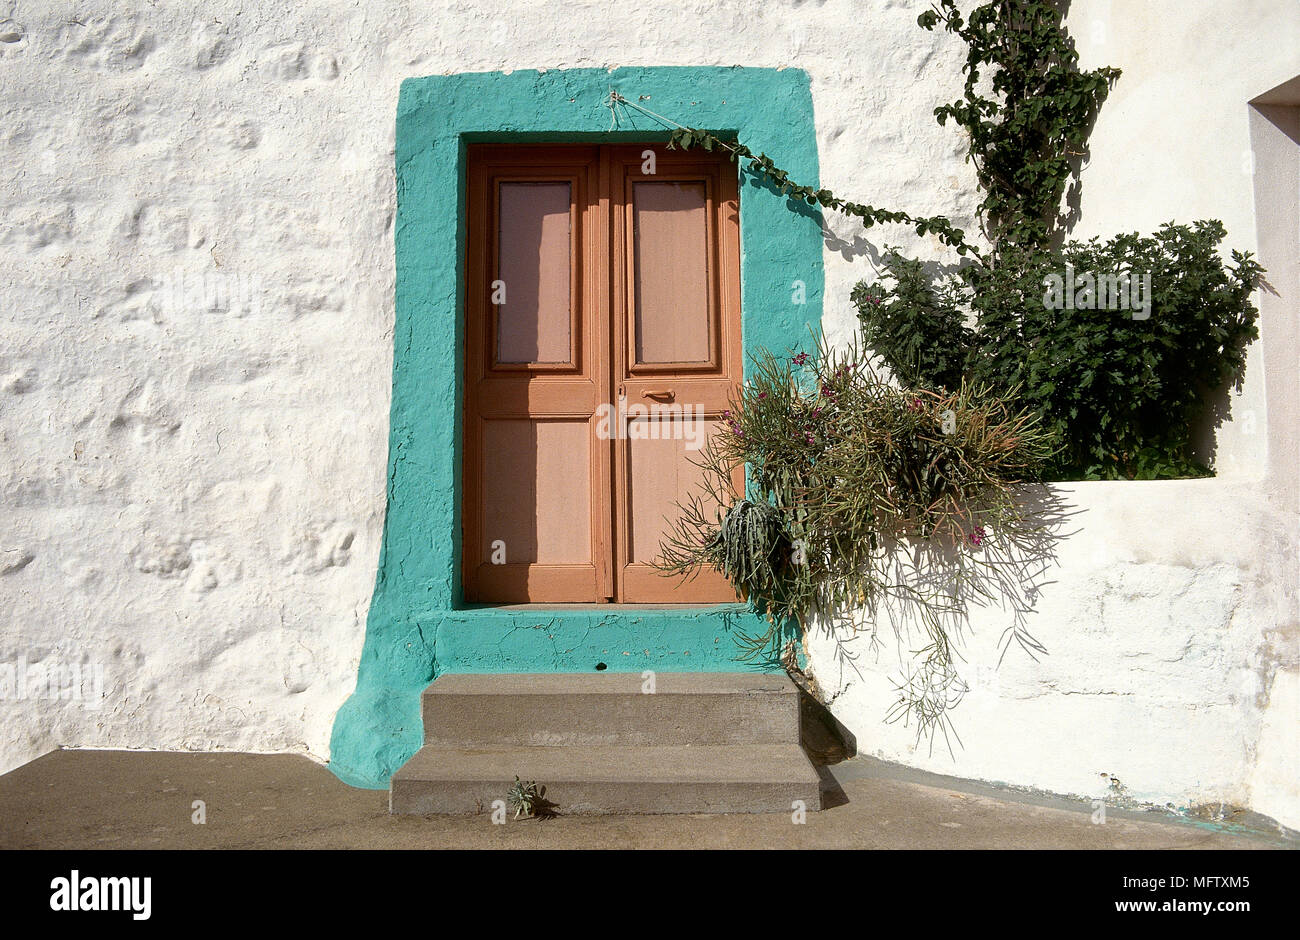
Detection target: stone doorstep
<box><xmin>389</xmin><ymin>743</ymin><xmax>823</xmax><ymax>815</ymax></box>
<box><xmin>391</xmin><ymin>672</ymin><xmax>824</xmax><ymax>815</ymax></box>
<box><xmin>421</xmin><ymin>671</ymin><xmax>801</xmax><ymax>748</ymax></box>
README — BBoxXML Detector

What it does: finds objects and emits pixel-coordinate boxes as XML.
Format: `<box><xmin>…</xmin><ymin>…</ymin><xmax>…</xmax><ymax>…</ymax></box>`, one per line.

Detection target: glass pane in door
<box><xmin>632</xmin><ymin>181</ymin><xmax>711</xmax><ymax>364</ymax></box>
<box><xmin>497</xmin><ymin>181</ymin><xmax>572</xmax><ymax>363</ymax></box>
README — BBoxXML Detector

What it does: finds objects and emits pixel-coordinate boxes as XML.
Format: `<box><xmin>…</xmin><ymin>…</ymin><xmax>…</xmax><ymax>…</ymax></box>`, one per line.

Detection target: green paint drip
<box><xmin>329</xmin><ymin>67</ymin><xmax>825</xmax><ymax>789</ymax></box>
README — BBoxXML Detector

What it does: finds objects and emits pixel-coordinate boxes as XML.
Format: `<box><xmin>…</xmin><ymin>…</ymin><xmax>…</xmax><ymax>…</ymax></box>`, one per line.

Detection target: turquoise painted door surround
<box><xmin>328</xmin><ymin>66</ymin><xmax>825</xmax><ymax>789</ymax></box>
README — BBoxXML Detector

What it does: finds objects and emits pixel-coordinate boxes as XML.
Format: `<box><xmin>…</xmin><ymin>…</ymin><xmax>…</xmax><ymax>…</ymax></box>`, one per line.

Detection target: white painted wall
<box><xmin>0</xmin><ymin>1</ymin><xmax>1295</xmax><ymax>828</ymax></box>
<box><xmin>812</xmin><ymin>0</ymin><xmax>1300</xmax><ymax>830</ymax></box>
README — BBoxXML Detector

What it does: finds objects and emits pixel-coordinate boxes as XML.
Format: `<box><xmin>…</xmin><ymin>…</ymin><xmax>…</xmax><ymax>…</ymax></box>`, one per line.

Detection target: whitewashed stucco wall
<box><xmin>0</xmin><ymin>1</ymin><xmax>1295</xmax><ymax>827</ymax></box>
<box><xmin>811</xmin><ymin>0</ymin><xmax>1300</xmax><ymax>829</ymax></box>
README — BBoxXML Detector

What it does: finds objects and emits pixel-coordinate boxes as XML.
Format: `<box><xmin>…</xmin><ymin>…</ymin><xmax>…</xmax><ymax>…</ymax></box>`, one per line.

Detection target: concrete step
<box><xmin>389</xmin><ymin>743</ymin><xmax>823</xmax><ymax>815</ymax></box>
<box><xmin>421</xmin><ymin>672</ymin><xmax>800</xmax><ymax>747</ymax></box>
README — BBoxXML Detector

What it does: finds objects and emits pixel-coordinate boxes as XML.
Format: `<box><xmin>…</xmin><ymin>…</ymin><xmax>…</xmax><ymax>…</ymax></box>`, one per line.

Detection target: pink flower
<box><xmin>792</xmin><ymin>352</ymin><xmax>810</xmax><ymax>366</ymax></box>
<box><xmin>969</xmin><ymin>526</ymin><xmax>986</xmax><ymax>547</ymax></box>
<box><xmin>757</xmin><ymin>392</ymin><xmax>767</xmax><ymax>400</ymax></box>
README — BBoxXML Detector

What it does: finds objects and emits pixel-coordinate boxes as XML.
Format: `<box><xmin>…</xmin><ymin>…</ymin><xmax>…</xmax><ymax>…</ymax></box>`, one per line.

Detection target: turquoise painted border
<box><xmin>329</xmin><ymin>67</ymin><xmax>824</xmax><ymax>789</ymax></box>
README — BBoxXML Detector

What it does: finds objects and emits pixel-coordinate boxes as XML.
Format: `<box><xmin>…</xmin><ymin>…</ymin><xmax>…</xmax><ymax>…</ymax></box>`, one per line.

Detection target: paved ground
<box><xmin>1</xmin><ymin>749</ymin><xmax>1292</xmax><ymax>849</ymax></box>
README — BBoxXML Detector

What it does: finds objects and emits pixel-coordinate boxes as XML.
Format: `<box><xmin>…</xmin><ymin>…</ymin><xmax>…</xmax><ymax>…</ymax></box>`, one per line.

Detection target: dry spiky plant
<box><xmin>507</xmin><ymin>776</ymin><xmax>545</xmax><ymax>819</ymax></box>
<box><xmin>656</xmin><ymin>337</ymin><xmax>1060</xmax><ymax>746</ymax></box>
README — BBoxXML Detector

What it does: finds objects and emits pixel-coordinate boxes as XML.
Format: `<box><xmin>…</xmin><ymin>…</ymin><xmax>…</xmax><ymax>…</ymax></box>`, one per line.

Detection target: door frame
<box><xmin>329</xmin><ymin>67</ymin><xmax>823</xmax><ymax>789</ymax></box>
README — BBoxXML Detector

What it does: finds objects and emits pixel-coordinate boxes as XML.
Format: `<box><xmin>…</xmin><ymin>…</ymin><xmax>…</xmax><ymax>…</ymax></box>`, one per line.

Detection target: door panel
<box><xmin>495</xmin><ymin>181</ymin><xmax>574</xmax><ymax>364</ymax></box>
<box><xmin>610</xmin><ymin>146</ymin><xmax>743</xmax><ymax>603</ymax></box>
<box><xmin>464</xmin><ymin>145</ymin><xmax>609</xmax><ymax>603</ymax></box>
<box><xmin>626</xmin><ymin>415</ymin><xmax>728</xmax><ymax>563</ymax></box>
<box><xmin>631</xmin><ymin>180</ymin><xmax>712</xmax><ymax>364</ymax></box>
<box><xmin>481</xmin><ymin>418</ymin><xmax>592</xmax><ymax>564</ymax></box>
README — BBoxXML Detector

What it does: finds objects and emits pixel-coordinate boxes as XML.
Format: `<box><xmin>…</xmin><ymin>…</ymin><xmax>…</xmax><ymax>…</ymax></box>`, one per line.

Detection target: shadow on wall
<box><xmin>798</xmin><ymin>484</ymin><xmax>1080</xmax><ymax>755</ymax></box>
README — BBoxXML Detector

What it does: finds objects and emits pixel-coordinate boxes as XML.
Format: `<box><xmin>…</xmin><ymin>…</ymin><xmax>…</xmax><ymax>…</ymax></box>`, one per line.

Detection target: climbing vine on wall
<box><xmin>666</xmin><ymin>123</ymin><xmax>983</xmax><ymax>259</ymax></box>
<box><xmin>661</xmin><ymin>0</ymin><xmax>1262</xmax><ymax>481</ymax></box>
<box><xmin>918</xmin><ymin>0</ymin><xmax>1121</xmax><ymax>253</ymax></box>
<box><xmin>667</xmin><ymin>0</ymin><xmax>1119</xmax><ymax>259</ymax></box>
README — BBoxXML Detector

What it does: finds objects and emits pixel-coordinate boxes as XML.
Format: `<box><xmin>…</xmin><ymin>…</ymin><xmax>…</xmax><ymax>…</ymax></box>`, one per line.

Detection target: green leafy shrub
<box><xmin>857</xmin><ymin>221</ymin><xmax>1263</xmax><ymax>479</ymax></box>
<box><xmin>853</xmin><ymin>255</ymin><xmax>972</xmax><ymax>392</ymax></box>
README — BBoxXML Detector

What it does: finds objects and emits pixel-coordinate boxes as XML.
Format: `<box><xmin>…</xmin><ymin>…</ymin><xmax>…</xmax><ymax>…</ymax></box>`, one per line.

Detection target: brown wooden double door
<box><xmin>463</xmin><ymin>143</ymin><xmax>742</xmax><ymax>604</ymax></box>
